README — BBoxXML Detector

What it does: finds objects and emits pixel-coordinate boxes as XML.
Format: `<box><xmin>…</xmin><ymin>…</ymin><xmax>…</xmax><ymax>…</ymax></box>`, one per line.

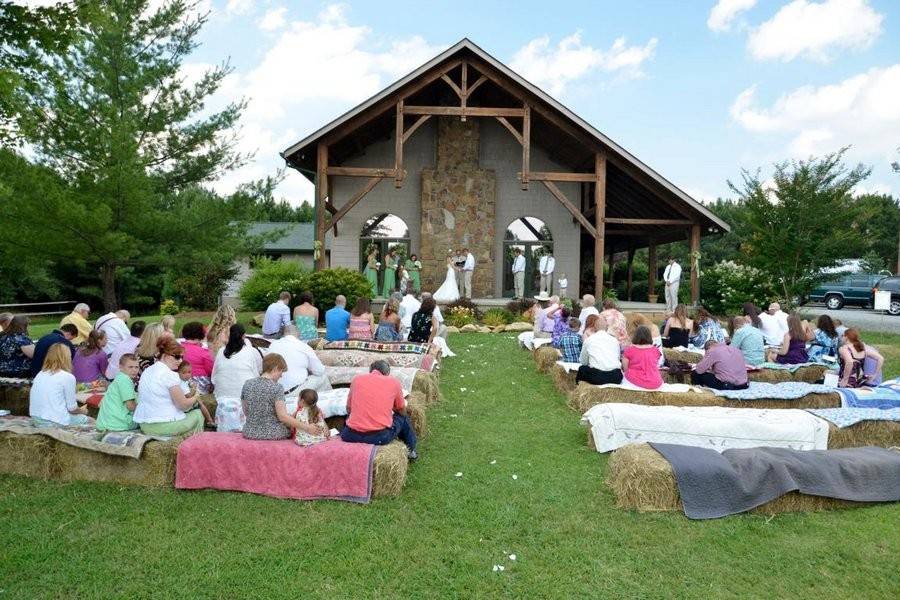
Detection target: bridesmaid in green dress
<box><xmin>406</xmin><ymin>254</ymin><xmax>421</xmax><ymax>293</ymax></box>
<box><xmin>364</xmin><ymin>248</ymin><xmax>379</xmax><ymax>297</ymax></box>
<box><xmin>382</xmin><ymin>249</ymin><xmax>397</xmax><ymax>296</ymax></box>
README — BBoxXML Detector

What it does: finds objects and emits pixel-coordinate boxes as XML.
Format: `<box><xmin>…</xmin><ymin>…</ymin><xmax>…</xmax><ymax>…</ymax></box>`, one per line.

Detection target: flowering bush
<box><xmin>700</xmin><ymin>260</ymin><xmax>777</xmax><ymax>315</ymax></box>
<box><xmin>446</xmin><ymin>306</ymin><xmax>477</xmax><ymax>328</ymax></box>
<box><xmin>159</xmin><ymin>299</ymin><xmax>180</xmax><ymax>316</ymax></box>
<box><xmin>482</xmin><ymin>308</ymin><xmax>514</xmax><ymax>327</ymax></box>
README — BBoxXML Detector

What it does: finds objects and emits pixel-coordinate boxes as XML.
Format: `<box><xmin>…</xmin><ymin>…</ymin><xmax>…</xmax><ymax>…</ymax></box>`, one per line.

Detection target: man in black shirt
<box><xmin>29</xmin><ymin>324</ymin><xmax>78</xmax><ymax>377</ymax></box>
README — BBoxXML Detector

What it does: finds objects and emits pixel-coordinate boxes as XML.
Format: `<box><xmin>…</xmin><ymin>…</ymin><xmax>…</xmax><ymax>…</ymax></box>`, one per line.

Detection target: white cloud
<box><xmin>748</xmin><ymin>0</ymin><xmax>883</xmax><ymax>62</ymax></box>
<box><xmin>707</xmin><ymin>0</ymin><xmax>758</xmax><ymax>32</ymax></box>
<box><xmin>730</xmin><ymin>64</ymin><xmax>900</xmax><ymax>161</ymax></box>
<box><xmin>225</xmin><ymin>0</ymin><xmax>254</xmax><ymax>17</ymax></box>
<box><xmin>258</xmin><ymin>6</ymin><xmax>287</xmax><ymax>31</ymax></box>
<box><xmin>509</xmin><ymin>32</ymin><xmax>658</xmax><ymax>96</ymax></box>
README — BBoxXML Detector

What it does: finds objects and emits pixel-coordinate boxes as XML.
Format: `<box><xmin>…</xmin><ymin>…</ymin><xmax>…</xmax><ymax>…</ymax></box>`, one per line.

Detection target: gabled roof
<box><xmin>249</xmin><ymin>222</ymin><xmax>314</xmax><ymax>252</ymax></box>
<box><xmin>281</xmin><ymin>38</ymin><xmax>729</xmax><ymax>233</ymax></box>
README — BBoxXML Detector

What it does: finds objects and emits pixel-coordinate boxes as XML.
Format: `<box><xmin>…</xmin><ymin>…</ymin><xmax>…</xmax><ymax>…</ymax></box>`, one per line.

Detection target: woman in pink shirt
<box><xmin>621</xmin><ymin>326</ymin><xmax>663</xmax><ymax>390</ymax></box>
<box><xmin>180</xmin><ymin>322</ymin><xmax>214</xmax><ymax>394</ymax></box>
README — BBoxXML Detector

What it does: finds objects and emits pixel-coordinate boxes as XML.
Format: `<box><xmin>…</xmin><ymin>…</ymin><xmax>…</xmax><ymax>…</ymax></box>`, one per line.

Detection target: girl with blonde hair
<box><xmin>207</xmin><ymin>304</ymin><xmax>237</xmax><ymax>357</ymax></box>
<box><xmin>29</xmin><ymin>343</ymin><xmax>89</xmax><ymax>426</ymax></box>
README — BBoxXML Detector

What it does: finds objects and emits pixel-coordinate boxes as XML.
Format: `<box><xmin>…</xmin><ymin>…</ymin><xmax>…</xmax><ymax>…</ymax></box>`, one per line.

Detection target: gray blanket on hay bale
<box><xmin>651</xmin><ymin>442</ymin><xmax>900</xmax><ymax>520</ymax></box>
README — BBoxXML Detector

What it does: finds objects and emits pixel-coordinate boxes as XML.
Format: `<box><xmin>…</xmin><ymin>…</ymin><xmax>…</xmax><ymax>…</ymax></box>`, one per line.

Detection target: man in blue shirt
<box><xmin>30</xmin><ymin>324</ymin><xmax>78</xmax><ymax>377</ymax></box>
<box><xmin>261</xmin><ymin>291</ymin><xmax>292</xmax><ymax>338</ymax></box>
<box><xmin>325</xmin><ymin>295</ymin><xmax>351</xmax><ymax>341</ymax></box>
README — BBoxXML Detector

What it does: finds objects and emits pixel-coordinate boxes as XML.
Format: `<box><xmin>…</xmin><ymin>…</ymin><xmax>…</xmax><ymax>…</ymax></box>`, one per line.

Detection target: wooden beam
<box><xmin>520</xmin><ymin>171</ymin><xmax>596</xmax><ymax>182</ymax></box>
<box><xmin>626</xmin><ymin>247</ymin><xmax>636</xmax><ymax>301</ymax></box>
<box><xmin>518</xmin><ymin>217</ymin><xmax>543</xmax><ymax>241</ymax></box>
<box><xmin>690</xmin><ymin>224</ymin><xmax>701</xmax><ymax>305</ymax></box>
<box><xmin>440</xmin><ymin>73</ymin><xmax>462</xmax><ymax>99</ymax></box>
<box><xmin>541</xmin><ymin>180</ymin><xmax>597</xmax><ymax>238</ymax></box>
<box><xmin>315</xmin><ymin>143</ymin><xmax>328</xmax><ymax>270</ymax></box>
<box><xmin>325</xmin><ymin>166</ymin><xmax>398</xmax><ymax>178</ymax></box>
<box><xmin>401</xmin><ymin>114</ymin><xmax>431</xmax><ymax>143</ymax></box>
<box><xmin>331</xmin><ymin>177</ymin><xmax>382</xmax><ymax>227</ymax></box>
<box><xmin>648</xmin><ymin>239</ymin><xmax>657</xmax><ymax>302</ymax></box>
<box><xmin>594</xmin><ymin>153</ymin><xmax>607</xmax><ymax>299</ymax></box>
<box><xmin>394</xmin><ymin>101</ymin><xmax>404</xmax><ymax>188</ymax></box>
<box><xmin>495</xmin><ymin>116</ymin><xmax>523</xmax><ymax>145</ymax></box>
<box><xmin>522</xmin><ymin>104</ymin><xmax>531</xmax><ymax>190</ymax></box>
<box><xmin>603</xmin><ymin>218</ymin><xmax>694</xmax><ymax>226</ymax></box>
<box><xmin>467</xmin><ymin>74</ymin><xmax>487</xmax><ymax>97</ymax></box>
<box><xmin>460</xmin><ymin>62</ymin><xmax>468</xmax><ymax>121</ymax></box>
<box><xmin>403</xmin><ymin>105</ymin><xmax>525</xmax><ymax>117</ymax></box>
<box><xmin>606</xmin><ymin>230</ymin><xmax>651</xmax><ymax>237</ymax></box>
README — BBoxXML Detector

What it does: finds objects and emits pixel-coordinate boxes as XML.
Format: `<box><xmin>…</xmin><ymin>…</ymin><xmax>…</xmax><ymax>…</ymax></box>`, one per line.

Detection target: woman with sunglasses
<box><xmin>133</xmin><ymin>337</ymin><xmax>205</xmax><ymax>436</ymax></box>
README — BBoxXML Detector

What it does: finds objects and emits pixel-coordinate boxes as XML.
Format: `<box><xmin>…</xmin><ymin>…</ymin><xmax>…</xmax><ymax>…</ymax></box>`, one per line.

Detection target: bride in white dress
<box><xmin>433</xmin><ymin>256</ymin><xmax>460</xmax><ymax>303</ymax></box>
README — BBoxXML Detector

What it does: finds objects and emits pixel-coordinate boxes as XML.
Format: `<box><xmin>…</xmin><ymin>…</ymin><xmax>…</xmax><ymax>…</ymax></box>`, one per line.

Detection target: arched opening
<box><xmin>359</xmin><ymin>213</ymin><xmax>411</xmax><ymax>297</ymax></box>
<box><xmin>502</xmin><ymin>216</ymin><xmax>553</xmax><ymax>298</ymax></box>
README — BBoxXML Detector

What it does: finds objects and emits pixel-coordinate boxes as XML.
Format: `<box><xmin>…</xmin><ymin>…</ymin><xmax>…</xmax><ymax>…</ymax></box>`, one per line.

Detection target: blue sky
<box><xmin>75</xmin><ymin>1</ymin><xmax>900</xmax><ymax>203</ymax></box>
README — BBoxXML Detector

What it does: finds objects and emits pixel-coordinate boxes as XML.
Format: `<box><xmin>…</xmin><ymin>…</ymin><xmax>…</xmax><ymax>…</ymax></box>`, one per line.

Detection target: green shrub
<box><xmin>482</xmin><ymin>308</ymin><xmax>514</xmax><ymax>327</ymax></box>
<box><xmin>168</xmin><ymin>261</ymin><xmax>238</xmax><ymax>310</ymax></box>
<box><xmin>444</xmin><ymin>297</ymin><xmax>482</xmax><ymax>320</ymax></box>
<box><xmin>159</xmin><ymin>299</ymin><xmax>179</xmax><ymax>315</ymax></box>
<box><xmin>700</xmin><ymin>260</ymin><xmax>777</xmax><ymax>315</ymax></box>
<box><xmin>445</xmin><ymin>306</ymin><xmax>477</xmax><ymax>328</ymax></box>
<box><xmin>305</xmin><ymin>268</ymin><xmax>373</xmax><ymax>314</ymax></box>
<box><xmin>238</xmin><ymin>258</ymin><xmax>309</xmax><ymax>311</ymax></box>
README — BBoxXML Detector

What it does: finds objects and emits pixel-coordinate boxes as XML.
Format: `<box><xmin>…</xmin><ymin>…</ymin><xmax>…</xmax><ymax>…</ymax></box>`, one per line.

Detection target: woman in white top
<box><xmin>211</xmin><ymin>323</ymin><xmax>263</xmax><ymax>432</ymax></box>
<box><xmin>133</xmin><ymin>338</ymin><xmax>205</xmax><ymax>436</ymax></box>
<box><xmin>29</xmin><ymin>343</ymin><xmax>89</xmax><ymax>426</ymax></box>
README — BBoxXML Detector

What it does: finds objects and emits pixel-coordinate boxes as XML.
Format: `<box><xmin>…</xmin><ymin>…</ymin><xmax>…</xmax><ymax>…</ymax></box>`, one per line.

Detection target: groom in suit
<box><xmin>452</xmin><ymin>248</ymin><xmax>465</xmax><ymax>292</ymax></box>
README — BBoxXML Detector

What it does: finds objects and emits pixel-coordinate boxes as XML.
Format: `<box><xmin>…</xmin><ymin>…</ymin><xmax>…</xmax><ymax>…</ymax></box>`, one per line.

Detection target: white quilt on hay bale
<box><xmin>582</xmin><ymin>403</ymin><xmax>829</xmax><ymax>453</ymax></box>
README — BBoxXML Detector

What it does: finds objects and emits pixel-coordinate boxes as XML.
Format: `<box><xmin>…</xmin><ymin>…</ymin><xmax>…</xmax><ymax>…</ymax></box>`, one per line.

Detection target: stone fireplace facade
<box><xmin>419</xmin><ymin>117</ymin><xmax>497</xmax><ymax>297</ymax></box>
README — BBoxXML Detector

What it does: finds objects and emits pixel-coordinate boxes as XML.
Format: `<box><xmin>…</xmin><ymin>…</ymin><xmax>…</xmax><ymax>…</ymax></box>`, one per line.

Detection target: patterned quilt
<box><xmin>754</xmin><ymin>362</ymin><xmax>824</xmax><ymax>372</ymax></box>
<box><xmin>0</xmin><ymin>415</ymin><xmax>169</xmax><ymax>458</ymax></box>
<box><xmin>317</xmin><ymin>346</ymin><xmax>436</xmax><ymax>371</ymax></box>
<box><xmin>807</xmin><ymin>407</ymin><xmax>900</xmax><ymax>428</ymax></box>
<box><xmin>323</xmin><ymin>340</ymin><xmax>437</xmax><ymax>355</ymax></box>
<box><xmin>836</xmin><ymin>378</ymin><xmax>900</xmax><ymax>409</ymax></box>
<box><xmin>710</xmin><ymin>382</ymin><xmax>837</xmax><ymax>400</ymax></box>
<box><xmin>324</xmin><ymin>366</ymin><xmax>419</xmax><ymax>395</ymax></box>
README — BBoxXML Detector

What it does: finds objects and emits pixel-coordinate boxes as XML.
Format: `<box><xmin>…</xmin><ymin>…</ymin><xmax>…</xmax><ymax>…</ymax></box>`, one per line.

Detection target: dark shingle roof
<box><xmin>249</xmin><ymin>222</ymin><xmax>314</xmax><ymax>252</ymax></box>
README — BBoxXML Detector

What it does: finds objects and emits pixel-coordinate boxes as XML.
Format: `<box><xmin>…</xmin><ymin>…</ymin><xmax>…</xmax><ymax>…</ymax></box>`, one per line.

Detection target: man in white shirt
<box><xmin>538</xmin><ymin>252</ymin><xmax>555</xmax><ymax>295</ymax></box>
<box><xmin>398</xmin><ymin>292</ymin><xmax>421</xmax><ymax>340</ymax></box>
<box><xmin>759</xmin><ymin>302</ymin><xmax>789</xmax><ymax>345</ymax></box>
<box><xmin>511</xmin><ymin>248</ymin><xmax>526</xmax><ymax>299</ymax></box>
<box><xmin>577</xmin><ymin>294</ymin><xmax>600</xmax><ymax>334</ymax></box>
<box><xmin>461</xmin><ymin>247</ymin><xmax>475</xmax><ymax>298</ymax></box>
<box><xmin>576</xmin><ymin>317</ymin><xmax>623</xmax><ymax>385</ymax></box>
<box><xmin>261</xmin><ymin>291</ymin><xmax>292</xmax><ymax>338</ymax></box>
<box><xmin>94</xmin><ymin>309</ymin><xmax>131</xmax><ymax>355</ymax></box>
<box><xmin>663</xmin><ymin>257</ymin><xmax>682</xmax><ymax>312</ymax></box>
<box><xmin>267</xmin><ymin>325</ymin><xmax>329</xmax><ymax>398</ymax></box>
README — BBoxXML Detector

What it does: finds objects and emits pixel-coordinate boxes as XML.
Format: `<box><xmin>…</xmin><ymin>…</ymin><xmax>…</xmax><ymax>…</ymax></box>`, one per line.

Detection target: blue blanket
<box><xmin>710</xmin><ymin>382</ymin><xmax>836</xmax><ymax>401</ymax></box>
<box><xmin>807</xmin><ymin>407</ymin><xmax>900</xmax><ymax>428</ymax></box>
<box><xmin>837</xmin><ymin>380</ymin><xmax>900</xmax><ymax>409</ymax></box>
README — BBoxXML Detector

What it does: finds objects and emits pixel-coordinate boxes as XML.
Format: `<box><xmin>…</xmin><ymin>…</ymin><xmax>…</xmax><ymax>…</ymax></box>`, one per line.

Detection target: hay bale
<box><xmin>0</xmin><ymin>385</ymin><xmax>30</xmax><ymax>416</ymax></box>
<box><xmin>412</xmin><ymin>370</ymin><xmax>442</xmax><ymax>406</ymax></box>
<box><xmin>827</xmin><ymin>421</ymin><xmax>900</xmax><ymax>449</ymax></box>
<box><xmin>749</xmin><ymin>365</ymin><xmax>827</xmax><ymax>384</ymax></box>
<box><xmin>197</xmin><ymin>393</ymin><xmax>217</xmax><ymax>419</ymax></box>
<box><xmin>53</xmin><ymin>438</ymin><xmax>181</xmax><ymax>488</ymax></box>
<box><xmin>406</xmin><ymin>392</ymin><xmax>427</xmax><ymax>438</ymax></box>
<box><xmin>0</xmin><ymin>431</ymin><xmax>56</xmax><ymax>479</ymax></box>
<box><xmin>663</xmin><ymin>348</ymin><xmax>703</xmax><ymax>364</ymax></box>
<box><xmin>551</xmin><ymin>364</ymin><xmax>577</xmax><ymax>395</ymax></box>
<box><xmin>567</xmin><ymin>382</ymin><xmax>840</xmax><ymax>413</ymax></box>
<box><xmin>533</xmin><ymin>346</ymin><xmax>559</xmax><ymax>373</ymax></box>
<box><xmin>371</xmin><ymin>441</ymin><xmax>409</xmax><ymax>498</ymax></box>
<box><xmin>607</xmin><ymin>443</ymin><xmax>864</xmax><ymax>514</ymax></box>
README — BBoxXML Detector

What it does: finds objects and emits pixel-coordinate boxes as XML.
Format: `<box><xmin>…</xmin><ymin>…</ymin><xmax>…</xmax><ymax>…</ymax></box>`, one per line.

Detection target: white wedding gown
<box><xmin>433</xmin><ymin>265</ymin><xmax>460</xmax><ymax>302</ymax></box>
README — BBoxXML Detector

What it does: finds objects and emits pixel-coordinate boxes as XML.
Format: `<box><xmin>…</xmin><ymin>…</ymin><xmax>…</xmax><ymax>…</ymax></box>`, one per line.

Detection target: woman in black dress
<box><xmin>408</xmin><ymin>296</ymin><xmax>438</xmax><ymax>344</ymax></box>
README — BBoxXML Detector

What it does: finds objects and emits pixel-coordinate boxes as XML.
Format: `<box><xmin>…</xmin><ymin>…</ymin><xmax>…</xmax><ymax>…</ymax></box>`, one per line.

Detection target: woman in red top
<box><xmin>621</xmin><ymin>325</ymin><xmax>663</xmax><ymax>390</ymax></box>
<box><xmin>180</xmin><ymin>322</ymin><xmax>215</xmax><ymax>394</ymax></box>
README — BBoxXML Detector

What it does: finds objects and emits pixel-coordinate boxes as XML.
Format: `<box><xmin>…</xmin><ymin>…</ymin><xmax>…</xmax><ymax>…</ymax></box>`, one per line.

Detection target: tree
<box><xmin>730</xmin><ymin>149</ymin><xmax>870</xmax><ymax>306</ymax></box>
<box><xmin>852</xmin><ymin>193</ymin><xmax>900</xmax><ymax>272</ymax></box>
<box><xmin>4</xmin><ymin>0</ymin><xmax>252</xmax><ymax>310</ymax></box>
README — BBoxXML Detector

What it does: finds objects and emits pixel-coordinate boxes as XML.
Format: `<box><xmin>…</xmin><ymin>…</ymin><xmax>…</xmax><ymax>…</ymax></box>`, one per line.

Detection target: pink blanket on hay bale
<box><xmin>175</xmin><ymin>432</ymin><xmax>376</xmax><ymax>503</ymax></box>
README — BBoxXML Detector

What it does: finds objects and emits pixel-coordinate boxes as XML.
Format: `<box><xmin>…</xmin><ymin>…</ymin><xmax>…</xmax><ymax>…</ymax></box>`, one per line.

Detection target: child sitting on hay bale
<box><xmin>557</xmin><ymin>318</ymin><xmax>583</xmax><ymax>363</ymax></box>
<box><xmin>293</xmin><ymin>389</ymin><xmax>328</xmax><ymax>446</ymax></box>
<box><xmin>30</xmin><ymin>343</ymin><xmax>91</xmax><ymax>426</ymax></box>
<box><xmin>621</xmin><ymin>327</ymin><xmax>663</xmax><ymax>391</ymax></box>
<box><xmin>95</xmin><ymin>354</ymin><xmax>140</xmax><ymax>432</ymax></box>
<box><xmin>177</xmin><ymin>361</ymin><xmax>214</xmax><ymax>427</ymax></box>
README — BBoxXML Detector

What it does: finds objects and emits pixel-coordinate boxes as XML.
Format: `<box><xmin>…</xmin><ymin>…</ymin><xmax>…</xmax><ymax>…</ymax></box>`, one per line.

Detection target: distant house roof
<box><xmin>249</xmin><ymin>222</ymin><xmax>314</xmax><ymax>252</ymax></box>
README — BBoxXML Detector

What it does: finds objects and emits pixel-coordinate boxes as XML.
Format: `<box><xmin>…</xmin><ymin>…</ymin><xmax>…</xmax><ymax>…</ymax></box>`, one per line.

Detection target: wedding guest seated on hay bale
<box><xmin>95</xmin><ymin>354</ymin><xmax>140</xmax><ymax>432</ymax></box>
<box><xmin>728</xmin><ymin>316</ymin><xmax>765</xmax><ymax>366</ymax></box>
<box><xmin>340</xmin><ymin>360</ymin><xmax>418</xmax><ymax>460</ymax></box>
<box><xmin>557</xmin><ymin>318</ymin><xmax>583</xmax><ymax>363</ymax></box>
<box><xmin>0</xmin><ymin>316</ymin><xmax>35</xmax><ymax>378</ymax></box>
<box><xmin>29</xmin><ymin>343</ymin><xmax>90</xmax><ymax>426</ymax></box>
<box><xmin>211</xmin><ymin>324</ymin><xmax>262</xmax><ymax>432</ymax></box>
<box><xmin>576</xmin><ymin>316</ymin><xmax>623</xmax><ymax>386</ymax></box>
<box><xmin>72</xmin><ymin>330</ymin><xmax>108</xmax><ymax>384</ymax></box>
<box><xmin>268</xmin><ymin>324</ymin><xmax>329</xmax><ymax>395</ymax></box>
<box><xmin>622</xmin><ymin>326</ymin><xmax>663</xmax><ymax>391</ymax></box>
<box><xmin>839</xmin><ymin>329</ymin><xmax>885</xmax><ymax>388</ymax></box>
<box><xmin>662</xmin><ymin>305</ymin><xmax>693</xmax><ymax>348</ymax></box>
<box><xmin>31</xmin><ymin>323</ymin><xmax>78</xmax><ymax>377</ymax></box>
<box><xmin>691</xmin><ymin>340</ymin><xmax>749</xmax><ymax>390</ymax></box>
<box><xmin>134</xmin><ymin>338</ymin><xmax>205</xmax><ymax>436</ymax></box>
<box><xmin>59</xmin><ymin>303</ymin><xmax>92</xmax><ymax>345</ymax></box>
<box><xmin>769</xmin><ymin>314</ymin><xmax>812</xmax><ymax>365</ymax></box>
<box><xmin>325</xmin><ymin>295</ymin><xmax>351</xmax><ymax>342</ymax></box>
<box><xmin>262</xmin><ymin>291</ymin><xmax>292</xmax><ymax>339</ymax></box>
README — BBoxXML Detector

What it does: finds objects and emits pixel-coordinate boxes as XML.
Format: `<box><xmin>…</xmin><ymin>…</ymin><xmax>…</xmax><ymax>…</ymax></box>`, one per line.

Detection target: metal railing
<box><xmin>0</xmin><ymin>300</ymin><xmax>77</xmax><ymax>318</ymax></box>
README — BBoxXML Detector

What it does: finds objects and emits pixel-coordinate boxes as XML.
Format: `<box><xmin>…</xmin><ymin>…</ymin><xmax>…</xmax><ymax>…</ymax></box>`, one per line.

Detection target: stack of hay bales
<box><xmin>662</xmin><ymin>348</ymin><xmax>703</xmax><ymax>364</ymax></box>
<box><xmin>551</xmin><ymin>363</ymin><xmax>577</xmax><ymax>394</ymax></box>
<box><xmin>749</xmin><ymin>365</ymin><xmax>827</xmax><ymax>384</ymax></box>
<box><xmin>606</xmin><ymin>443</ymin><xmax>865</xmax><ymax>514</ymax></box>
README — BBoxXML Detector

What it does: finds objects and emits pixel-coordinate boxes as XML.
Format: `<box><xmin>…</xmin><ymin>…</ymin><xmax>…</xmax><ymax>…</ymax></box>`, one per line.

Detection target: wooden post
<box><xmin>626</xmin><ymin>247</ymin><xmax>636</xmax><ymax>301</ymax></box>
<box><xmin>690</xmin><ymin>224</ymin><xmax>701</xmax><ymax>305</ymax></box>
<box><xmin>460</xmin><ymin>62</ymin><xmax>468</xmax><ymax>121</ymax></box>
<box><xmin>594</xmin><ymin>153</ymin><xmax>606</xmax><ymax>299</ymax></box>
<box><xmin>315</xmin><ymin>143</ymin><xmax>328</xmax><ymax>270</ymax></box>
<box><xmin>648</xmin><ymin>240</ymin><xmax>657</xmax><ymax>302</ymax></box>
<box><xmin>394</xmin><ymin>101</ymin><xmax>404</xmax><ymax>188</ymax></box>
<box><xmin>521</xmin><ymin>104</ymin><xmax>530</xmax><ymax>190</ymax></box>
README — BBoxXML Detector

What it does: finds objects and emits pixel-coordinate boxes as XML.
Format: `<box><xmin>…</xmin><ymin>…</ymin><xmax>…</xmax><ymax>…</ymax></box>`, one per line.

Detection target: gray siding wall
<box><xmin>327</xmin><ymin>117</ymin><xmax>582</xmax><ymax>297</ymax></box>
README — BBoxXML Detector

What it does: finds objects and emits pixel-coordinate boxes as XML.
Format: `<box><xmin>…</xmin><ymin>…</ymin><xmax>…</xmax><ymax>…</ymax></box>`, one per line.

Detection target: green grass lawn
<box><xmin>1</xmin><ymin>332</ymin><xmax>899</xmax><ymax>598</ymax></box>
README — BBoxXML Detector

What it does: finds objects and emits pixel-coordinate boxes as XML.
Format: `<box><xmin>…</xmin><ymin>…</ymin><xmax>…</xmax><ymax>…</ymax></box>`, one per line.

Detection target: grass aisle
<box><xmin>1</xmin><ymin>333</ymin><xmax>898</xmax><ymax>598</ymax></box>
